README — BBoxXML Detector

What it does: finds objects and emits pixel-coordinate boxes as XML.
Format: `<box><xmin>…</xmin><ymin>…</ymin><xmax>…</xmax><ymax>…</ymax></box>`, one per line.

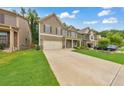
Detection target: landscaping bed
<box><xmin>0</xmin><ymin>49</ymin><xmax>59</xmax><ymax>86</ymax></box>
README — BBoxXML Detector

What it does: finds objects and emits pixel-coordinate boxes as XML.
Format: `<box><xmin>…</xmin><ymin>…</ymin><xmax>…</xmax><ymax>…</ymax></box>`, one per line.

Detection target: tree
<box><xmin>107</xmin><ymin>33</ymin><xmax>123</xmax><ymax>46</ymax></box>
<box><xmin>20</xmin><ymin>7</ymin><xmax>26</xmax><ymax>17</ymax></box>
<box><xmin>98</xmin><ymin>38</ymin><xmax>110</xmax><ymax>49</ymax></box>
<box><xmin>26</xmin><ymin>8</ymin><xmax>39</xmax><ymax>44</ymax></box>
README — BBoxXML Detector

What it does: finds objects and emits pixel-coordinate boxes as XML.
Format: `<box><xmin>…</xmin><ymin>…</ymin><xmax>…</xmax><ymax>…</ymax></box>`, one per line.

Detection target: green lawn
<box><xmin>74</xmin><ymin>49</ymin><xmax>124</xmax><ymax>64</ymax></box>
<box><xmin>0</xmin><ymin>49</ymin><xmax>59</xmax><ymax>86</ymax></box>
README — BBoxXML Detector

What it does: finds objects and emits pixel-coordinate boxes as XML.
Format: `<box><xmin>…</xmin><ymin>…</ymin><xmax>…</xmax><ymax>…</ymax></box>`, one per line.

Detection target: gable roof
<box><xmin>78</xmin><ymin>27</ymin><xmax>95</xmax><ymax>34</ymax></box>
<box><xmin>67</xmin><ymin>25</ymin><xmax>77</xmax><ymax>32</ymax></box>
<box><xmin>0</xmin><ymin>8</ymin><xmax>27</xmax><ymax>21</ymax></box>
<box><xmin>40</xmin><ymin>13</ymin><xmax>63</xmax><ymax>27</ymax></box>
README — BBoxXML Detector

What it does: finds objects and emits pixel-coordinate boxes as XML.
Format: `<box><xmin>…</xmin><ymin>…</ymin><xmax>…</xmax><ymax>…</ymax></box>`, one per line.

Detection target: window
<box><xmin>0</xmin><ymin>14</ymin><xmax>4</xmax><ymax>24</ymax></box>
<box><xmin>44</xmin><ymin>24</ymin><xmax>51</xmax><ymax>33</ymax></box>
<box><xmin>56</xmin><ymin>27</ymin><xmax>61</xmax><ymax>35</ymax></box>
<box><xmin>0</xmin><ymin>32</ymin><xmax>9</xmax><ymax>48</ymax></box>
<box><xmin>67</xmin><ymin>31</ymin><xmax>71</xmax><ymax>37</ymax></box>
<box><xmin>63</xmin><ymin>30</ymin><xmax>67</xmax><ymax>37</ymax></box>
<box><xmin>71</xmin><ymin>32</ymin><xmax>77</xmax><ymax>38</ymax></box>
<box><xmin>90</xmin><ymin>34</ymin><xmax>94</xmax><ymax>40</ymax></box>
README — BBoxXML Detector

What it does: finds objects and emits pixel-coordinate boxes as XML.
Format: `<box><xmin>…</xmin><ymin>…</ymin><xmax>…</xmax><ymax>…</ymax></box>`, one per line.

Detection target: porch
<box><xmin>64</xmin><ymin>38</ymin><xmax>81</xmax><ymax>48</ymax></box>
<box><xmin>0</xmin><ymin>24</ymin><xmax>19</xmax><ymax>52</ymax></box>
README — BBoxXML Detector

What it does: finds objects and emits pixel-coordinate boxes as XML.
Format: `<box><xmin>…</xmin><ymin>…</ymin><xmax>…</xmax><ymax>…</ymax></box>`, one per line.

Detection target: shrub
<box><xmin>0</xmin><ymin>43</ymin><xmax>4</xmax><ymax>50</ymax></box>
<box><xmin>74</xmin><ymin>46</ymin><xmax>89</xmax><ymax>50</ymax></box>
<box><xmin>98</xmin><ymin>38</ymin><xmax>110</xmax><ymax>50</ymax></box>
<box><xmin>107</xmin><ymin>32</ymin><xmax>123</xmax><ymax>47</ymax></box>
<box><xmin>35</xmin><ymin>45</ymin><xmax>40</xmax><ymax>50</ymax></box>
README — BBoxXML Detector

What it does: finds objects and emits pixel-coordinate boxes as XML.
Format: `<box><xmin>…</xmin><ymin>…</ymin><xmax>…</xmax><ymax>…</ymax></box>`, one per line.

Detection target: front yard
<box><xmin>74</xmin><ymin>49</ymin><xmax>124</xmax><ymax>64</ymax></box>
<box><xmin>0</xmin><ymin>49</ymin><xmax>59</xmax><ymax>86</ymax></box>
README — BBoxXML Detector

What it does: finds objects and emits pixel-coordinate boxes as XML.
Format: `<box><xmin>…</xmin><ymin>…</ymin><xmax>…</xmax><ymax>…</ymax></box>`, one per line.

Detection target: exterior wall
<box><xmin>0</xmin><ymin>14</ymin><xmax>4</xmax><ymax>23</ymax></box>
<box><xmin>17</xmin><ymin>17</ymin><xmax>31</xmax><ymax>50</ymax></box>
<box><xmin>39</xmin><ymin>14</ymin><xmax>82</xmax><ymax>49</ymax></box>
<box><xmin>39</xmin><ymin>14</ymin><xmax>64</xmax><ymax>49</ymax></box>
<box><xmin>0</xmin><ymin>9</ymin><xmax>31</xmax><ymax>52</ymax></box>
<box><xmin>4</xmin><ymin>14</ymin><xmax>17</xmax><ymax>27</ymax></box>
<box><xmin>40</xmin><ymin>34</ymin><xmax>63</xmax><ymax>41</ymax></box>
<box><xmin>40</xmin><ymin>16</ymin><xmax>62</xmax><ymax>35</ymax></box>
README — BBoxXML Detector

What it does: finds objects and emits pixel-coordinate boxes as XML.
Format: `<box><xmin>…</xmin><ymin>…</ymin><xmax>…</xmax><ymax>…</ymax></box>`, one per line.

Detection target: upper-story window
<box><xmin>0</xmin><ymin>14</ymin><xmax>4</xmax><ymax>24</ymax></box>
<box><xmin>44</xmin><ymin>24</ymin><xmax>51</xmax><ymax>33</ymax></box>
<box><xmin>67</xmin><ymin>31</ymin><xmax>71</xmax><ymax>37</ymax></box>
<box><xmin>63</xmin><ymin>30</ymin><xmax>67</xmax><ymax>37</ymax></box>
<box><xmin>71</xmin><ymin>32</ymin><xmax>77</xmax><ymax>38</ymax></box>
<box><xmin>56</xmin><ymin>27</ymin><xmax>62</xmax><ymax>35</ymax></box>
<box><xmin>90</xmin><ymin>34</ymin><xmax>94</xmax><ymax>41</ymax></box>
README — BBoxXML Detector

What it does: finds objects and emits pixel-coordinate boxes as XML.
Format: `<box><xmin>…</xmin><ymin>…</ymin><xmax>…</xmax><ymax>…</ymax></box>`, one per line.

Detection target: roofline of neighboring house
<box><xmin>40</xmin><ymin>13</ymin><xmax>79</xmax><ymax>32</ymax></box>
<box><xmin>40</xmin><ymin>13</ymin><xmax>64</xmax><ymax>28</ymax></box>
<box><xmin>80</xmin><ymin>27</ymin><xmax>90</xmax><ymax>31</ymax></box>
<box><xmin>0</xmin><ymin>8</ymin><xmax>28</xmax><ymax>21</ymax></box>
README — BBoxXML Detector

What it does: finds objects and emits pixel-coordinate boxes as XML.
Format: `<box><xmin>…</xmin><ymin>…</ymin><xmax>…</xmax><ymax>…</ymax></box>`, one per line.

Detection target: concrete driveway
<box><xmin>44</xmin><ymin>49</ymin><xmax>123</xmax><ymax>86</ymax></box>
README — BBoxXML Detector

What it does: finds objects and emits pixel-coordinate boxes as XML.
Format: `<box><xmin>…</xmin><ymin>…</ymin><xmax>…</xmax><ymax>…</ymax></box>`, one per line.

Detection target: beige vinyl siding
<box><xmin>56</xmin><ymin>27</ymin><xmax>61</xmax><ymax>35</ymax></box>
<box><xmin>4</xmin><ymin>14</ymin><xmax>17</xmax><ymax>27</ymax></box>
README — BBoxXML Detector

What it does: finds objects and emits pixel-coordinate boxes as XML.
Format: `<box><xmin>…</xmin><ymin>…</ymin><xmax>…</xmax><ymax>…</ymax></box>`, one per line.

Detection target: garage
<box><xmin>43</xmin><ymin>40</ymin><xmax>62</xmax><ymax>49</ymax></box>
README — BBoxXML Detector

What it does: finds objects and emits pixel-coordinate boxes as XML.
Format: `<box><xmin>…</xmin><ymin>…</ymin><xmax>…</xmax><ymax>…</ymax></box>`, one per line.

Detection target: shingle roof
<box><xmin>78</xmin><ymin>27</ymin><xmax>95</xmax><ymax>34</ymax></box>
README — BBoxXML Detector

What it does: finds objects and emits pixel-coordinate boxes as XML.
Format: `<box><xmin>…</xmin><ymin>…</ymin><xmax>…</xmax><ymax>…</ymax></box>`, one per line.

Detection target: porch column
<box><xmin>17</xmin><ymin>31</ymin><xmax>19</xmax><ymax>50</ymax></box>
<box><xmin>38</xmin><ymin>22</ymin><xmax>41</xmax><ymax>46</ymax></box>
<box><xmin>64</xmin><ymin>38</ymin><xmax>66</xmax><ymax>48</ymax></box>
<box><xmin>80</xmin><ymin>40</ymin><xmax>81</xmax><ymax>47</ymax></box>
<box><xmin>9</xmin><ymin>27</ymin><xmax>14</xmax><ymax>52</ymax></box>
<box><xmin>72</xmin><ymin>39</ymin><xmax>74</xmax><ymax>48</ymax></box>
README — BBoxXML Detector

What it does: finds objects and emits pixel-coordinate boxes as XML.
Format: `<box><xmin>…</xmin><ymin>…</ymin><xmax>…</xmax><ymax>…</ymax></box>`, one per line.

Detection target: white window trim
<box><xmin>89</xmin><ymin>34</ymin><xmax>94</xmax><ymax>41</ymax></box>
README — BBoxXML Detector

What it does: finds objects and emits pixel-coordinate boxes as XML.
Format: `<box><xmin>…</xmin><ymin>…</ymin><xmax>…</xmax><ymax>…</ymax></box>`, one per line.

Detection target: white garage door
<box><xmin>43</xmin><ymin>41</ymin><xmax>62</xmax><ymax>49</ymax></box>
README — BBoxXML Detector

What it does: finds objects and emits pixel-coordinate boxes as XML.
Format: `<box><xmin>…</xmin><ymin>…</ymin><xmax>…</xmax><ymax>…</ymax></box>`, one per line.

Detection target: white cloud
<box><xmin>102</xmin><ymin>17</ymin><xmax>118</xmax><ymax>24</ymax></box>
<box><xmin>83</xmin><ymin>21</ymin><xmax>98</xmax><ymax>25</ymax></box>
<box><xmin>72</xmin><ymin>10</ymin><xmax>80</xmax><ymax>14</ymax></box>
<box><xmin>98</xmin><ymin>10</ymin><xmax>111</xmax><ymax>17</ymax></box>
<box><xmin>102</xmin><ymin>7</ymin><xmax>112</xmax><ymax>9</ymax></box>
<box><xmin>59</xmin><ymin>12</ymin><xmax>75</xmax><ymax>19</ymax></box>
<box><xmin>59</xmin><ymin>10</ymin><xmax>80</xmax><ymax>19</ymax></box>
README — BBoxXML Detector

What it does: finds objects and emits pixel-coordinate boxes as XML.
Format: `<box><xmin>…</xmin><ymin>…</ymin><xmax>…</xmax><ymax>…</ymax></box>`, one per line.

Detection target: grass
<box><xmin>0</xmin><ymin>49</ymin><xmax>59</xmax><ymax>86</ymax></box>
<box><xmin>73</xmin><ymin>49</ymin><xmax>124</xmax><ymax>64</ymax></box>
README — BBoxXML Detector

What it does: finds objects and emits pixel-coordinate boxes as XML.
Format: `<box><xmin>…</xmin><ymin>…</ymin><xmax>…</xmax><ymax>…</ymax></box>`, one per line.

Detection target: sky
<box><xmin>2</xmin><ymin>7</ymin><xmax>124</xmax><ymax>31</ymax></box>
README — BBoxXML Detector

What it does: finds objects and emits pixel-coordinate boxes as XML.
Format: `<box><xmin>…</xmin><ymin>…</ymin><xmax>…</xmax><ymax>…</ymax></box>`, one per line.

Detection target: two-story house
<box><xmin>78</xmin><ymin>27</ymin><xmax>98</xmax><ymax>48</ymax></box>
<box><xmin>39</xmin><ymin>13</ymin><xmax>81</xmax><ymax>50</ymax></box>
<box><xmin>0</xmin><ymin>9</ymin><xmax>31</xmax><ymax>52</ymax></box>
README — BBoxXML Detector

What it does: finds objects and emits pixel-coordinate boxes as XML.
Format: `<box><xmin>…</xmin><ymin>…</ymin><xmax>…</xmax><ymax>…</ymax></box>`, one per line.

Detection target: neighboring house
<box><xmin>39</xmin><ymin>13</ymin><xmax>81</xmax><ymax>50</ymax></box>
<box><xmin>78</xmin><ymin>27</ymin><xmax>98</xmax><ymax>48</ymax></box>
<box><xmin>0</xmin><ymin>9</ymin><xmax>31</xmax><ymax>52</ymax></box>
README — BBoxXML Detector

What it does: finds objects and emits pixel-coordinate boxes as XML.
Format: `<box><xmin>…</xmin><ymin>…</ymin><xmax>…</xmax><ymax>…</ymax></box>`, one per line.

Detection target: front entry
<box><xmin>87</xmin><ymin>43</ymin><xmax>93</xmax><ymax>48</ymax></box>
<box><xmin>66</xmin><ymin>40</ymin><xmax>72</xmax><ymax>48</ymax></box>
